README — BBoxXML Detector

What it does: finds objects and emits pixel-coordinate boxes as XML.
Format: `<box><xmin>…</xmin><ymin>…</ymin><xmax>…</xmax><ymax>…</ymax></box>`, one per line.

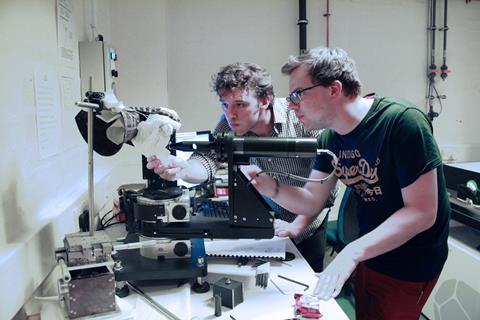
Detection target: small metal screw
<box><xmin>196</xmin><ymin>256</ymin><xmax>205</xmax><ymax>267</ymax></box>
<box><xmin>114</xmin><ymin>260</ymin><xmax>123</xmax><ymax>271</ymax></box>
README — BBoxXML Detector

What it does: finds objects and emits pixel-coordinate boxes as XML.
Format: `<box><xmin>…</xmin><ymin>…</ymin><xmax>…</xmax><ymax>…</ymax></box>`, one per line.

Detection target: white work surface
<box><xmin>34</xmin><ymin>239</ymin><xmax>348</xmax><ymax>320</ymax></box>
<box><xmin>110</xmin><ymin>239</ymin><xmax>349</xmax><ymax>320</ymax></box>
<box><xmin>447</xmin><ymin>161</ymin><xmax>480</xmax><ymax>172</ymax></box>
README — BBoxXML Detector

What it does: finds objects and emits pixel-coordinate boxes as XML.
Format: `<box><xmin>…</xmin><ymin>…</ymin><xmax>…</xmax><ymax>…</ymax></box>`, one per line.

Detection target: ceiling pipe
<box><xmin>428</xmin><ymin>0</ymin><xmax>437</xmax><ymax>81</ymax></box>
<box><xmin>298</xmin><ymin>0</ymin><xmax>308</xmax><ymax>54</ymax></box>
<box><xmin>440</xmin><ymin>0</ymin><xmax>449</xmax><ymax>80</ymax></box>
<box><xmin>323</xmin><ymin>0</ymin><xmax>331</xmax><ymax>47</ymax></box>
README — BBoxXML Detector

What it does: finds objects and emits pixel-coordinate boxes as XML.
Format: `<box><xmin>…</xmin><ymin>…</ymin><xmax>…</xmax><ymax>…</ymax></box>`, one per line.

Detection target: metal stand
<box><xmin>75</xmin><ymin>99</ymin><xmax>101</xmax><ymax>234</ymax></box>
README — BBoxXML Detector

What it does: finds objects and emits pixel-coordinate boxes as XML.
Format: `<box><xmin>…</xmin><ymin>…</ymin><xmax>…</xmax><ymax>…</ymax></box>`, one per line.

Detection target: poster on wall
<box><xmin>34</xmin><ymin>64</ymin><xmax>62</xmax><ymax>159</ymax></box>
<box><xmin>57</xmin><ymin>0</ymin><xmax>74</xmax><ymax>65</ymax></box>
<box><xmin>57</xmin><ymin>0</ymin><xmax>81</xmax><ymax>150</ymax></box>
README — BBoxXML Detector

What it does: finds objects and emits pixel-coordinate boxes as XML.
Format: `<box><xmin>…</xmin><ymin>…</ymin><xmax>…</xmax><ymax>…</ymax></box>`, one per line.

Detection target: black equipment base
<box><xmin>113</xmin><ymin>235</ymin><xmax>208</xmax><ymax>284</ymax></box>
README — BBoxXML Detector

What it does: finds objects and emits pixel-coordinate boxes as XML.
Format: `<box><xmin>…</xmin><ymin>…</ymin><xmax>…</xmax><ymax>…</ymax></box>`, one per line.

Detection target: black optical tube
<box><xmin>169</xmin><ymin>134</ymin><xmax>319</xmax><ymax>161</ymax></box>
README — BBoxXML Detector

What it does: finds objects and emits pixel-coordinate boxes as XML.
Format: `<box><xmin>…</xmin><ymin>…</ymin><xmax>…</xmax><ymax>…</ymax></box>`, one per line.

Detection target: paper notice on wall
<box><xmin>57</xmin><ymin>0</ymin><xmax>75</xmax><ymax>65</ymax></box>
<box><xmin>34</xmin><ymin>64</ymin><xmax>62</xmax><ymax>159</ymax></box>
<box><xmin>60</xmin><ymin>69</ymin><xmax>80</xmax><ymax>150</ymax></box>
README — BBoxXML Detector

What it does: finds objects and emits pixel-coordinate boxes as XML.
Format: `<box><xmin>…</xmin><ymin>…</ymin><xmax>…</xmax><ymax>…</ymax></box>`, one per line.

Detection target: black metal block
<box><xmin>212</xmin><ymin>277</ymin><xmax>243</xmax><ymax>309</ymax></box>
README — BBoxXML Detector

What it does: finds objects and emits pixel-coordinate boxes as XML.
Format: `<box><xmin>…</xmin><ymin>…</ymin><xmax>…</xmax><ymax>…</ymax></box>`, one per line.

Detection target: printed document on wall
<box><xmin>57</xmin><ymin>0</ymin><xmax>75</xmax><ymax>65</ymax></box>
<box><xmin>34</xmin><ymin>64</ymin><xmax>62</xmax><ymax>159</ymax></box>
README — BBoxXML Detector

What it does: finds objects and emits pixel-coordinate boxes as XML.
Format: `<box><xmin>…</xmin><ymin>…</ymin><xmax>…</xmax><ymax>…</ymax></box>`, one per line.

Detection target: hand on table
<box><xmin>274</xmin><ymin>219</ymin><xmax>306</xmax><ymax>238</ymax></box>
<box><xmin>313</xmin><ymin>245</ymin><xmax>358</xmax><ymax>300</ymax></box>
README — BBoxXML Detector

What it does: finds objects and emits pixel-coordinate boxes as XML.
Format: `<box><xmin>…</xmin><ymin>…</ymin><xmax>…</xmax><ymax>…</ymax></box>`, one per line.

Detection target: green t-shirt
<box><xmin>315</xmin><ymin>97</ymin><xmax>450</xmax><ymax>281</ymax></box>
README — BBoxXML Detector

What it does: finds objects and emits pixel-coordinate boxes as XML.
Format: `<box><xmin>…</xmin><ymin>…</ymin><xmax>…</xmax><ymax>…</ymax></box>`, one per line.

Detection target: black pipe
<box><xmin>428</xmin><ymin>0</ymin><xmax>437</xmax><ymax>80</ymax></box>
<box><xmin>427</xmin><ymin>0</ymin><xmax>439</xmax><ymax>121</ymax></box>
<box><xmin>298</xmin><ymin>0</ymin><xmax>308</xmax><ymax>54</ymax></box>
<box><xmin>440</xmin><ymin>0</ymin><xmax>449</xmax><ymax>80</ymax></box>
<box><xmin>324</xmin><ymin>0</ymin><xmax>331</xmax><ymax>47</ymax></box>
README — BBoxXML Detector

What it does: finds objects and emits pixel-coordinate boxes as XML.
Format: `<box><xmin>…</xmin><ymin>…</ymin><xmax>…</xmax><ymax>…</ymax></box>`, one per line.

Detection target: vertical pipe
<box><xmin>427</xmin><ymin>0</ymin><xmax>438</xmax><ymax>121</ymax></box>
<box><xmin>88</xmin><ymin>76</ymin><xmax>95</xmax><ymax>236</ymax></box>
<box><xmin>425</xmin><ymin>0</ymin><xmax>431</xmax><ymax>114</ymax></box>
<box><xmin>90</xmin><ymin>0</ymin><xmax>97</xmax><ymax>41</ymax></box>
<box><xmin>325</xmin><ymin>0</ymin><xmax>331</xmax><ymax>47</ymax></box>
<box><xmin>298</xmin><ymin>0</ymin><xmax>308</xmax><ymax>53</ymax></box>
<box><xmin>429</xmin><ymin>0</ymin><xmax>437</xmax><ymax>77</ymax></box>
<box><xmin>443</xmin><ymin>0</ymin><xmax>447</xmax><ymax>56</ymax></box>
<box><xmin>440</xmin><ymin>0</ymin><xmax>449</xmax><ymax>80</ymax></box>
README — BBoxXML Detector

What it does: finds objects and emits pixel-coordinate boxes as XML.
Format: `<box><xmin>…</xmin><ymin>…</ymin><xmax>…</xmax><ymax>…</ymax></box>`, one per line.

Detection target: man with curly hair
<box><xmin>147</xmin><ymin>62</ymin><xmax>335</xmax><ymax>272</ymax></box>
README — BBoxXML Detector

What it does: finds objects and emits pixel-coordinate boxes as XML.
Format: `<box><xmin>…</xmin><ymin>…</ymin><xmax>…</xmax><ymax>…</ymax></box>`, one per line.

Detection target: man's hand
<box><xmin>313</xmin><ymin>244</ymin><xmax>359</xmax><ymax>300</ymax></box>
<box><xmin>146</xmin><ymin>155</ymin><xmax>191</xmax><ymax>181</ymax></box>
<box><xmin>245</xmin><ymin>165</ymin><xmax>278</xmax><ymax>198</ymax></box>
<box><xmin>274</xmin><ymin>219</ymin><xmax>307</xmax><ymax>238</ymax></box>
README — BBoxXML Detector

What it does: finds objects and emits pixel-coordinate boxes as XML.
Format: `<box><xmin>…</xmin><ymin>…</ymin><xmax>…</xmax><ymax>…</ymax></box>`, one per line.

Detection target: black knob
<box><xmin>173</xmin><ymin>242</ymin><xmax>189</xmax><ymax>257</ymax></box>
<box><xmin>172</xmin><ymin>205</ymin><xmax>187</xmax><ymax>220</ymax></box>
<box><xmin>111</xmin><ymin>70</ymin><xmax>118</xmax><ymax>77</ymax></box>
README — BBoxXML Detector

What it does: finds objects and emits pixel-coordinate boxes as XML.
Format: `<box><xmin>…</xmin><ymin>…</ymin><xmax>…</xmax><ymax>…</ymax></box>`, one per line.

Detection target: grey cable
<box><xmin>248</xmin><ymin>148</ymin><xmax>338</xmax><ymax>184</ymax></box>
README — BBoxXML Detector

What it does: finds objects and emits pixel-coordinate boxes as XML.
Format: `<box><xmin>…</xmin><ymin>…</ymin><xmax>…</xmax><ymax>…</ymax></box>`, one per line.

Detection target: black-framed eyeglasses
<box><xmin>286</xmin><ymin>83</ymin><xmax>323</xmax><ymax>105</ymax></box>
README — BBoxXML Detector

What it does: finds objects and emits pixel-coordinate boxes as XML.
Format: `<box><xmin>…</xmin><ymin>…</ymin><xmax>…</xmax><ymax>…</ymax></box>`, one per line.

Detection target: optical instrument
<box><xmin>72</xmin><ymin>91</ymin><xmax>337</xmax><ymax>298</ymax></box>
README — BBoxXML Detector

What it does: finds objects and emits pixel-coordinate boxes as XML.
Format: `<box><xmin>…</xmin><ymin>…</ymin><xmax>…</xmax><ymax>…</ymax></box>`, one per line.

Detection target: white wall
<box><xmin>109</xmin><ymin>0</ymin><xmax>169</xmax><ymax>107</ymax></box>
<box><xmin>432</xmin><ymin>0</ymin><xmax>480</xmax><ymax>161</ymax></box>
<box><xmin>0</xmin><ymin>1</ymin><xmax>142</xmax><ymax>319</ymax></box>
<box><xmin>1</xmin><ymin>0</ymin><xmax>480</xmax><ymax>318</ymax></box>
<box><xmin>164</xmin><ymin>0</ymin><xmax>298</xmax><ymax>131</ymax></box>
<box><xmin>113</xmin><ymin>0</ymin><xmax>480</xmax><ymax>160</ymax></box>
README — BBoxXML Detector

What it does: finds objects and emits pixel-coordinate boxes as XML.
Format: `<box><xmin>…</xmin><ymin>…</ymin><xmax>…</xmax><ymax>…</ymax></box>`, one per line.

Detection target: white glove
<box><xmin>102</xmin><ymin>90</ymin><xmax>125</xmax><ymax>113</ymax></box>
<box><xmin>132</xmin><ymin>113</ymin><xmax>181</xmax><ymax>161</ymax></box>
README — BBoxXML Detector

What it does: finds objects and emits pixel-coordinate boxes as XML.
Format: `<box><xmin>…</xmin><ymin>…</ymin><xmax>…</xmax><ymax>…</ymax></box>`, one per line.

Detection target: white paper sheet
<box><xmin>34</xmin><ymin>64</ymin><xmax>62</xmax><ymax>159</ymax></box>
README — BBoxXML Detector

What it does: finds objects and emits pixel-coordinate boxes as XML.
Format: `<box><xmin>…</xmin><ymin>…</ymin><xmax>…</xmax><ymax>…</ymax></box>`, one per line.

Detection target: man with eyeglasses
<box><xmin>146</xmin><ymin>62</ymin><xmax>336</xmax><ymax>272</ymax></box>
<box><xmin>248</xmin><ymin>47</ymin><xmax>450</xmax><ymax>320</ymax></box>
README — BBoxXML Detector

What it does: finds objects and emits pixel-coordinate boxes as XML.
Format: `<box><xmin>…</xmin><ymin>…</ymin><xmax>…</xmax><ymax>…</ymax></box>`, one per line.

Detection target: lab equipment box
<box><xmin>64</xmin><ymin>266</ymin><xmax>116</xmax><ymax>318</ymax></box>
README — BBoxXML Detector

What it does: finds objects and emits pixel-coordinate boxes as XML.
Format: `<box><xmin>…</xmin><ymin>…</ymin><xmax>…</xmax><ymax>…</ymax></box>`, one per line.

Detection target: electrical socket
<box><xmin>71</xmin><ymin>198</ymin><xmax>89</xmax><ymax>231</ymax></box>
<box><xmin>78</xmin><ymin>210</ymin><xmax>90</xmax><ymax>232</ymax></box>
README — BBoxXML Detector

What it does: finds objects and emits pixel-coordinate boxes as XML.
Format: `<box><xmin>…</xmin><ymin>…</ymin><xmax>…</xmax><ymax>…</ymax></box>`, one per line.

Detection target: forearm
<box><xmin>346</xmin><ymin>206</ymin><xmax>436</xmax><ymax>264</ymax></box>
<box><xmin>347</xmin><ymin>168</ymin><xmax>439</xmax><ymax>264</ymax></box>
<box><xmin>273</xmin><ymin>183</ymin><xmax>329</xmax><ymax>217</ymax></box>
<box><xmin>189</xmin><ymin>151</ymin><xmax>221</xmax><ymax>182</ymax></box>
<box><xmin>180</xmin><ymin>159</ymin><xmax>209</xmax><ymax>184</ymax></box>
<box><xmin>312</xmin><ymin>206</ymin><xmax>433</xmax><ymax>301</ymax></box>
